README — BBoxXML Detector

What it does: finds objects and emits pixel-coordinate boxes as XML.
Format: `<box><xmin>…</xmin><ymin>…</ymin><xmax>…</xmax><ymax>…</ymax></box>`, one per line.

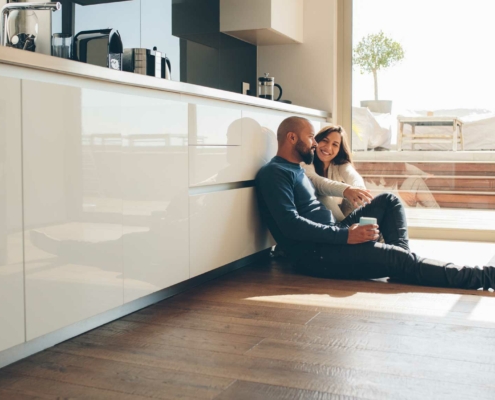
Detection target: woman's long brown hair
<box><xmin>313</xmin><ymin>125</ymin><xmax>353</xmax><ymax>177</ymax></box>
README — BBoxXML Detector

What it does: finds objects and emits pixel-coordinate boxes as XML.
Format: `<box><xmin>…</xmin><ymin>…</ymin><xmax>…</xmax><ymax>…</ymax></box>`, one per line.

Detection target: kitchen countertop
<box><xmin>0</xmin><ymin>47</ymin><xmax>329</xmax><ymax>119</ymax></box>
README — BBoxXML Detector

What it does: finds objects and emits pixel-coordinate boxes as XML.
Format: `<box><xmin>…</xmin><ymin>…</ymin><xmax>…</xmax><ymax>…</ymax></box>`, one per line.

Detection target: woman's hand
<box><xmin>343</xmin><ymin>187</ymin><xmax>374</xmax><ymax>208</ymax></box>
<box><xmin>347</xmin><ymin>223</ymin><xmax>380</xmax><ymax>244</ymax></box>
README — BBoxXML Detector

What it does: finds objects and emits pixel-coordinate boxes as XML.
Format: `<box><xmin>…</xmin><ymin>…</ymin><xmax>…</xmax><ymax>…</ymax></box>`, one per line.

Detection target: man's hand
<box><xmin>343</xmin><ymin>187</ymin><xmax>374</xmax><ymax>208</ymax></box>
<box><xmin>347</xmin><ymin>223</ymin><xmax>380</xmax><ymax>244</ymax></box>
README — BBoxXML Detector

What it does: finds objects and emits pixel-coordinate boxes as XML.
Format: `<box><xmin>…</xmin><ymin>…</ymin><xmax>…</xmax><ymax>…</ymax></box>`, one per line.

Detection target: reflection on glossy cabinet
<box><xmin>121</xmin><ymin>91</ymin><xmax>190</xmax><ymax>303</ymax></box>
<box><xmin>189</xmin><ymin>107</ymin><xmax>282</xmax><ymax>186</ymax></box>
<box><xmin>0</xmin><ymin>76</ymin><xmax>25</xmax><ymax>352</ymax></box>
<box><xmin>186</xmin><ymin>96</ymin><xmax>242</xmax><ymax>145</ymax></box>
<box><xmin>22</xmin><ymin>80</ymin><xmax>124</xmax><ymax>340</ymax></box>
<box><xmin>189</xmin><ymin>187</ymin><xmax>273</xmax><ymax>277</ymax></box>
<box><xmin>189</xmin><ymin>145</ymin><xmax>243</xmax><ymax>186</ymax></box>
<box><xmin>240</xmin><ymin>109</ymin><xmax>280</xmax><ymax>181</ymax></box>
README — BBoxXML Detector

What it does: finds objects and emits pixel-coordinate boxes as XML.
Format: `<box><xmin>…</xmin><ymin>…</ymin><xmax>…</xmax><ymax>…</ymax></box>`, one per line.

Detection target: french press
<box><xmin>258</xmin><ymin>73</ymin><xmax>282</xmax><ymax>101</ymax></box>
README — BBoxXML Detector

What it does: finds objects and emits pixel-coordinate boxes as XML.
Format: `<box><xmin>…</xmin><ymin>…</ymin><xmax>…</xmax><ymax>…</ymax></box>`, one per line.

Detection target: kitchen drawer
<box><xmin>189</xmin><ymin>145</ymin><xmax>243</xmax><ymax>187</ymax></box>
<box><xmin>189</xmin><ymin>187</ymin><xmax>272</xmax><ymax>277</ymax></box>
<box><xmin>239</xmin><ymin>114</ymin><xmax>279</xmax><ymax>181</ymax></box>
<box><xmin>184</xmin><ymin>96</ymin><xmax>242</xmax><ymax>145</ymax></box>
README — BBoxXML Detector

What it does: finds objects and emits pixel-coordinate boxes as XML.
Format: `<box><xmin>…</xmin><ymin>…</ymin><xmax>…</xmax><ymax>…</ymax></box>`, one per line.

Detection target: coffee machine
<box><xmin>73</xmin><ymin>28</ymin><xmax>123</xmax><ymax>70</ymax></box>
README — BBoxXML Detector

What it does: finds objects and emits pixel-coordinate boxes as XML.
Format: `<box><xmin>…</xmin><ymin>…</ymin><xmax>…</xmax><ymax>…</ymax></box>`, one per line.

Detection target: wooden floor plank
<box><xmin>213</xmin><ymin>380</ymin><xmax>365</xmax><ymax>400</ymax></box>
<box><xmin>47</xmin><ymin>331</ymin><xmax>495</xmax><ymax>400</ymax></box>
<box><xmin>246</xmin><ymin>338</ymin><xmax>495</xmax><ymax>388</ymax></box>
<box><xmin>3</xmin><ymin>351</ymin><xmax>233</xmax><ymax>400</ymax></box>
<box><xmin>90</xmin><ymin>319</ymin><xmax>263</xmax><ymax>355</ymax></box>
<box><xmin>169</xmin><ymin>268</ymin><xmax>495</xmax><ymax>328</ymax></box>
<box><xmin>122</xmin><ymin>308</ymin><xmax>495</xmax><ymax>364</ymax></box>
<box><xmin>151</xmin><ymin>296</ymin><xmax>319</xmax><ymax>325</ymax></box>
<box><xmin>0</xmin><ymin>372</ymin><xmax>153</xmax><ymax>400</ymax></box>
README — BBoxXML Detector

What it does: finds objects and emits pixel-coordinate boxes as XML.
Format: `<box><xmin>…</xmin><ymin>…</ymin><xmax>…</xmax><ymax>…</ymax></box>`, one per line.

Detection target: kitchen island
<box><xmin>0</xmin><ymin>46</ymin><xmax>329</xmax><ymax>368</ymax></box>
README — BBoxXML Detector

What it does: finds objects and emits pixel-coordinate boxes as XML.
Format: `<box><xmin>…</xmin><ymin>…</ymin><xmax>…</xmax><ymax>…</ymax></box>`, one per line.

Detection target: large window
<box><xmin>352</xmin><ymin>0</ymin><xmax>495</xmax><ymax>233</ymax></box>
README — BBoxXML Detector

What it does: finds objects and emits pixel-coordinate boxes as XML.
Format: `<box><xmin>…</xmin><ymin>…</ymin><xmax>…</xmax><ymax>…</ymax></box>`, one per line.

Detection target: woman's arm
<box><xmin>302</xmin><ymin>163</ymin><xmax>350</xmax><ymax>197</ymax></box>
<box><xmin>338</xmin><ymin>163</ymin><xmax>366</xmax><ymax>188</ymax></box>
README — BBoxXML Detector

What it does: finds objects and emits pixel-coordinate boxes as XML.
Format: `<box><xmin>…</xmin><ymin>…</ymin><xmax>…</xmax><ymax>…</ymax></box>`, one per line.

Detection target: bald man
<box><xmin>255</xmin><ymin>116</ymin><xmax>494</xmax><ymax>290</ymax></box>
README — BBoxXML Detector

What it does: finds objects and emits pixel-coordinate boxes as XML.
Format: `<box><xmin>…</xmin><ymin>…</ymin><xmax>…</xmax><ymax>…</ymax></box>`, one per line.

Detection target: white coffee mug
<box><xmin>359</xmin><ymin>217</ymin><xmax>377</xmax><ymax>226</ymax></box>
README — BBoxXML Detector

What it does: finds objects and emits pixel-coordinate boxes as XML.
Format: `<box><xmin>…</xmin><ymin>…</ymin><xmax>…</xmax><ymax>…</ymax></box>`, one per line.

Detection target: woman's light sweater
<box><xmin>302</xmin><ymin>162</ymin><xmax>366</xmax><ymax>222</ymax></box>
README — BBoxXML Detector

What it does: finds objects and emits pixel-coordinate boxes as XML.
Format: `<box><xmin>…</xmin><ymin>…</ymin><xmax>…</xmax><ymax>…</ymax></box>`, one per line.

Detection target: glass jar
<box><xmin>52</xmin><ymin>33</ymin><xmax>72</xmax><ymax>59</ymax></box>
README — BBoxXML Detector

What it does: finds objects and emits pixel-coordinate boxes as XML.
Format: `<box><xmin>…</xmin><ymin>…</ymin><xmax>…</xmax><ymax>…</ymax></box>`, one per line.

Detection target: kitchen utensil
<box><xmin>258</xmin><ymin>73</ymin><xmax>282</xmax><ymax>101</ymax></box>
<box><xmin>6</xmin><ymin>8</ymin><xmax>38</xmax><ymax>51</ymax></box>
<box><xmin>1</xmin><ymin>1</ymin><xmax>60</xmax><ymax>49</ymax></box>
<box><xmin>51</xmin><ymin>32</ymin><xmax>71</xmax><ymax>59</ymax></box>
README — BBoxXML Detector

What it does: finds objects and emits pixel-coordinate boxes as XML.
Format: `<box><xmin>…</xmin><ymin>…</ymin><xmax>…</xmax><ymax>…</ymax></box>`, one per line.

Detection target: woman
<box><xmin>303</xmin><ymin>125</ymin><xmax>367</xmax><ymax>221</ymax></box>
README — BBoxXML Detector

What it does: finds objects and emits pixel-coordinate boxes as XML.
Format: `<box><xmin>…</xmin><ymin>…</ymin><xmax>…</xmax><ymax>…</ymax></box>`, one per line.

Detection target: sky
<box><xmin>353</xmin><ymin>0</ymin><xmax>495</xmax><ymax>113</ymax></box>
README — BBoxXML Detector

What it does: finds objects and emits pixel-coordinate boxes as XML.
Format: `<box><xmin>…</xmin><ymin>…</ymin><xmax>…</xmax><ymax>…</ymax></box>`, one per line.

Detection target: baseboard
<box><xmin>0</xmin><ymin>248</ymin><xmax>270</xmax><ymax>369</ymax></box>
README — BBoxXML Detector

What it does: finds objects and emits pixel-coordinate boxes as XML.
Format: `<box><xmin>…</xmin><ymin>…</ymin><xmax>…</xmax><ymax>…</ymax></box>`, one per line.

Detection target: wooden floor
<box><xmin>2</xmin><ymin>256</ymin><xmax>495</xmax><ymax>400</ymax></box>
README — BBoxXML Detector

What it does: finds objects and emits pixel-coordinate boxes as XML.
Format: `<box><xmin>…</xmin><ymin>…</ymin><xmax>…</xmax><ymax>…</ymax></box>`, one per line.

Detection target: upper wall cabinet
<box><xmin>220</xmin><ymin>0</ymin><xmax>303</xmax><ymax>45</ymax></box>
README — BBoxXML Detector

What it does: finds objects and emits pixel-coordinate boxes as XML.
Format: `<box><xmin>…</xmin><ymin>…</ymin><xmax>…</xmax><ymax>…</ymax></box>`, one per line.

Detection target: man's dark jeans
<box><xmin>298</xmin><ymin>193</ymin><xmax>494</xmax><ymax>290</ymax></box>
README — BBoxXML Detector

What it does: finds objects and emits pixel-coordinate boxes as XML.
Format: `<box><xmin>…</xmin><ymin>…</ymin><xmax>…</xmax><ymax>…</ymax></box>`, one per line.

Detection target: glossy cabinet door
<box><xmin>0</xmin><ymin>76</ymin><xmax>25</xmax><ymax>352</ymax></box>
<box><xmin>22</xmin><ymin>80</ymin><xmax>124</xmax><ymax>341</ymax></box>
<box><xmin>189</xmin><ymin>187</ymin><xmax>272</xmax><ymax>277</ymax></box>
<box><xmin>240</xmin><ymin>108</ymin><xmax>281</xmax><ymax>181</ymax></box>
<box><xmin>185</xmin><ymin>97</ymin><xmax>242</xmax><ymax>145</ymax></box>
<box><xmin>121</xmin><ymin>90</ymin><xmax>189</xmax><ymax>303</ymax></box>
<box><xmin>187</xmin><ymin>96</ymin><xmax>243</xmax><ymax>186</ymax></box>
<box><xmin>191</xmin><ymin>107</ymin><xmax>319</xmax><ymax>185</ymax></box>
<box><xmin>189</xmin><ymin>145</ymin><xmax>243</xmax><ymax>186</ymax></box>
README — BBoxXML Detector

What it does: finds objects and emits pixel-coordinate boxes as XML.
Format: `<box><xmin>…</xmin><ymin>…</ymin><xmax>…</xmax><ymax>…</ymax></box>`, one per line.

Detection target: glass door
<box><xmin>351</xmin><ymin>0</ymin><xmax>495</xmax><ymax>233</ymax></box>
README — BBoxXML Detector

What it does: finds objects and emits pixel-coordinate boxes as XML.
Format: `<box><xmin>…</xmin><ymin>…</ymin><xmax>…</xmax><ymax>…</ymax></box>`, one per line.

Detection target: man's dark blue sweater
<box><xmin>255</xmin><ymin>156</ymin><xmax>349</xmax><ymax>262</ymax></box>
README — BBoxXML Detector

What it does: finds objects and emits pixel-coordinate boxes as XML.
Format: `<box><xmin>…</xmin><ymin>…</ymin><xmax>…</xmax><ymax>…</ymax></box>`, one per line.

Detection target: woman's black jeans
<box><xmin>298</xmin><ymin>193</ymin><xmax>494</xmax><ymax>290</ymax></box>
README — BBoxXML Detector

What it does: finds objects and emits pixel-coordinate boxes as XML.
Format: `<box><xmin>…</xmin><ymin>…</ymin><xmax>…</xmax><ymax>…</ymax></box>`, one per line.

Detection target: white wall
<box><xmin>258</xmin><ymin>0</ymin><xmax>335</xmax><ymax>113</ymax></box>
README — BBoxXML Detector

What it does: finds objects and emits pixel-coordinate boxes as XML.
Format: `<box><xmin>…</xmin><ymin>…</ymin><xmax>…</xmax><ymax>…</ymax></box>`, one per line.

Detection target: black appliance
<box><xmin>123</xmin><ymin>47</ymin><xmax>171</xmax><ymax>80</ymax></box>
<box><xmin>73</xmin><ymin>28</ymin><xmax>123</xmax><ymax>70</ymax></box>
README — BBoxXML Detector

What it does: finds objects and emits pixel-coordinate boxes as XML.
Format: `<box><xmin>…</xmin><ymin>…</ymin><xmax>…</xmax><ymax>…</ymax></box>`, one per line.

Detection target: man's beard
<box><xmin>295</xmin><ymin>141</ymin><xmax>315</xmax><ymax>164</ymax></box>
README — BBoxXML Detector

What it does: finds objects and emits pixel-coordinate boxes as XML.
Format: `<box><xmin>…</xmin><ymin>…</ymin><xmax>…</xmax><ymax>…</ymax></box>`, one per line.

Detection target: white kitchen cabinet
<box><xmin>189</xmin><ymin>145</ymin><xmax>243</xmax><ymax>186</ymax></box>
<box><xmin>120</xmin><ymin>90</ymin><xmax>190</xmax><ymax>303</ymax></box>
<box><xmin>239</xmin><ymin>109</ymin><xmax>281</xmax><ymax>181</ymax></box>
<box><xmin>189</xmin><ymin>187</ymin><xmax>273</xmax><ymax>277</ymax></box>
<box><xmin>22</xmin><ymin>80</ymin><xmax>124</xmax><ymax>340</ymax></box>
<box><xmin>184</xmin><ymin>96</ymin><xmax>242</xmax><ymax>145</ymax></box>
<box><xmin>0</xmin><ymin>76</ymin><xmax>25</xmax><ymax>352</ymax></box>
<box><xmin>189</xmin><ymin>107</ymin><xmax>284</xmax><ymax>186</ymax></box>
<box><xmin>220</xmin><ymin>0</ymin><xmax>303</xmax><ymax>45</ymax></box>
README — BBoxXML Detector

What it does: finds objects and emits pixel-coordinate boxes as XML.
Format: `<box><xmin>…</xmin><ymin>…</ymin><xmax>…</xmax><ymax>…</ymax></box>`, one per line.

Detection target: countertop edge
<box><xmin>0</xmin><ymin>47</ymin><xmax>330</xmax><ymax>119</ymax></box>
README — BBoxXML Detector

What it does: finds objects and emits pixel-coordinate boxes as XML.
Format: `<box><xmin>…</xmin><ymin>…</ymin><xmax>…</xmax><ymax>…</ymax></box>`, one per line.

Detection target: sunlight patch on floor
<box><xmin>244</xmin><ymin>293</ymin><xmax>459</xmax><ymax>318</ymax></box>
<box><xmin>409</xmin><ymin>239</ymin><xmax>495</xmax><ymax>267</ymax></box>
<box><xmin>244</xmin><ymin>239</ymin><xmax>495</xmax><ymax>320</ymax></box>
